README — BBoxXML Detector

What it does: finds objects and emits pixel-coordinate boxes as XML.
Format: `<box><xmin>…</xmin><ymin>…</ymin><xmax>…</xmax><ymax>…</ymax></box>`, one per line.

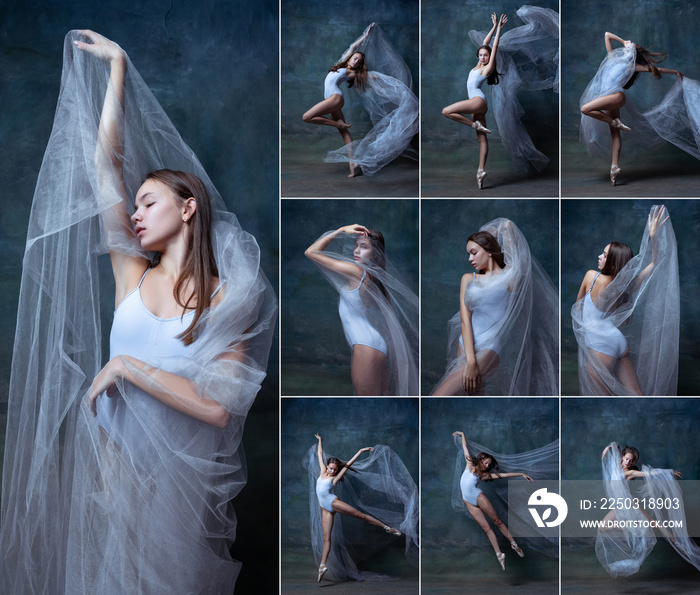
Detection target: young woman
<box><xmin>0</xmin><ymin>31</ymin><xmax>276</xmax><ymax>593</ymax></box>
<box><xmin>597</xmin><ymin>442</ymin><xmax>698</xmax><ymax>577</ymax></box>
<box><xmin>432</xmin><ymin>218</ymin><xmax>557</xmax><ymax>396</ymax></box>
<box><xmin>312</xmin><ymin>434</ymin><xmax>402</xmax><ymax>582</ymax></box>
<box><xmin>571</xmin><ymin>205</ymin><xmax>678</xmax><ymax>396</ymax></box>
<box><xmin>453</xmin><ymin>431</ymin><xmax>532</xmax><ymax>570</ymax></box>
<box><xmin>580</xmin><ymin>32</ymin><xmax>687</xmax><ymax>185</ymax></box>
<box><xmin>442</xmin><ymin>13</ymin><xmax>507</xmax><ymax>188</ymax></box>
<box><xmin>305</xmin><ymin>24</ymin><xmax>418</xmax><ymax>177</ymax></box>
<box><xmin>305</xmin><ymin>224</ymin><xmax>418</xmax><ymax>395</ymax></box>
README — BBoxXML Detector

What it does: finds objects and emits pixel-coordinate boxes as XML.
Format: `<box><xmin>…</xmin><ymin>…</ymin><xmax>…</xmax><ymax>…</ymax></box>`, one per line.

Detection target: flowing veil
<box><xmin>308</xmin><ymin>231</ymin><xmax>419</xmax><ymax>396</ymax></box>
<box><xmin>468</xmin><ymin>5</ymin><xmax>559</xmax><ymax>172</ymax></box>
<box><xmin>451</xmin><ymin>435</ymin><xmax>559</xmax><ymax>557</ymax></box>
<box><xmin>433</xmin><ymin>218</ymin><xmax>558</xmax><ymax>396</ymax></box>
<box><xmin>302</xmin><ymin>444</ymin><xmax>419</xmax><ymax>582</ymax></box>
<box><xmin>0</xmin><ymin>31</ymin><xmax>277</xmax><ymax>593</ymax></box>
<box><xmin>571</xmin><ymin>205</ymin><xmax>679</xmax><ymax>396</ymax></box>
<box><xmin>324</xmin><ymin>24</ymin><xmax>419</xmax><ymax>175</ymax></box>
<box><xmin>597</xmin><ymin>443</ymin><xmax>700</xmax><ymax>577</ymax></box>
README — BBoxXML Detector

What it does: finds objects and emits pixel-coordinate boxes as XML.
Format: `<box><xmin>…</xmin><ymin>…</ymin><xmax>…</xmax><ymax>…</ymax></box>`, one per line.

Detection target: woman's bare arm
<box><xmin>334</xmin><ymin>447</ymin><xmax>373</xmax><ymax>483</ymax></box>
<box><xmin>482</xmin><ymin>14</ymin><xmax>506</xmax><ymax>77</ymax></box>
<box><xmin>316</xmin><ymin>433</ymin><xmax>327</xmax><ymax>474</ymax></box>
<box><xmin>452</xmin><ymin>431</ymin><xmax>471</xmax><ymax>466</ymax></box>
<box><xmin>605</xmin><ymin>32</ymin><xmax>627</xmax><ymax>53</ymax></box>
<box><xmin>305</xmin><ymin>225</ymin><xmax>368</xmax><ymax>281</ymax></box>
<box><xmin>482</xmin><ymin>14</ymin><xmax>498</xmax><ymax>46</ymax></box>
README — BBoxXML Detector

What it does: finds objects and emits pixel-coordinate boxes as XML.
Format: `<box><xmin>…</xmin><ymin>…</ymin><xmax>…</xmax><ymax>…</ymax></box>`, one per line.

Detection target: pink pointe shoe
<box><xmin>610</xmin><ymin>118</ymin><xmax>631</xmax><ymax>132</ymax></box>
<box><xmin>497</xmin><ymin>552</ymin><xmax>506</xmax><ymax>570</ymax></box>
<box><xmin>476</xmin><ymin>169</ymin><xmax>487</xmax><ymax>189</ymax></box>
<box><xmin>472</xmin><ymin>120</ymin><xmax>491</xmax><ymax>134</ymax></box>
<box><xmin>610</xmin><ymin>165</ymin><xmax>621</xmax><ymax>186</ymax></box>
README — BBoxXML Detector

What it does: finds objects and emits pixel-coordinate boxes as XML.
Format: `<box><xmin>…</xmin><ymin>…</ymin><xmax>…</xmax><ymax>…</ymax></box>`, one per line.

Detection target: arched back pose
<box><xmin>453</xmin><ymin>431</ymin><xmax>532</xmax><ymax>570</ymax></box>
<box><xmin>305</xmin><ymin>224</ymin><xmax>418</xmax><ymax>395</ymax></box>
<box><xmin>0</xmin><ymin>31</ymin><xmax>276</xmax><ymax>593</ymax></box>
<box><xmin>597</xmin><ymin>442</ymin><xmax>699</xmax><ymax>578</ymax></box>
<box><xmin>579</xmin><ymin>32</ymin><xmax>690</xmax><ymax>185</ymax></box>
<box><xmin>315</xmin><ymin>24</ymin><xmax>419</xmax><ymax>177</ymax></box>
<box><xmin>571</xmin><ymin>205</ymin><xmax>679</xmax><ymax>396</ymax></box>
<box><xmin>312</xmin><ymin>434</ymin><xmax>402</xmax><ymax>582</ymax></box>
<box><xmin>443</xmin><ymin>13</ymin><xmax>507</xmax><ymax>188</ymax></box>
<box><xmin>432</xmin><ymin>219</ymin><xmax>557</xmax><ymax>396</ymax></box>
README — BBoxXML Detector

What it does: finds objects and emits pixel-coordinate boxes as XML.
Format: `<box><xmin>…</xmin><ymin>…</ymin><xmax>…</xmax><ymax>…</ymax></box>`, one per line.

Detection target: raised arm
<box><xmin>315</xmin><ymin>433</ymin><xmax>327</xmax><ymax>474</ymax></box>
<box><xmin>459</xmin><ymin>273</ymin><xmax>481</xmax><ymax>394</ymax></box>
<box><xmin>604</xmin><ymin>32</ymin><xmax>628</xmax><ymax>53</ymax></box>
<box><xmin>641</xmin><ymin>66</ymin><xmax>684</xmax><ymax>79</ymax></box>
<box><xmin>334</xmin><ymin>446</ymin><xmax>373</xmax><ymax>483</ymax></box>
<box><xmin>452</xmin><ymin>431</ymin><xmax>471</xmax><ymax>466</ymax></box>
<box><xmin>489</xmin><ymin>471</ymin><xmax>533</xmax><ymax>481</ymax></box>
<box><xmin>632</xmin><ymin>206</ymin><xmax>670</xmax><ymax>288</ymax></box>
<box><xmin>481</xmin><ymin>14</ymin><xmax>506</xmax><ymax>78</ymax></box>
<box><xmin>482</xmin><ymin>13</ymin><xmax>499</xmax><ymax>46</ymax></box>
<box><xmin>340</xmin><ymin>22</ymin><xmax>375</xmax><ymax>62</ymax></box>
<box><xmin>304</xmin><ymin>225</ymin><xmax>368</xmax><ymax>281</ymax></box>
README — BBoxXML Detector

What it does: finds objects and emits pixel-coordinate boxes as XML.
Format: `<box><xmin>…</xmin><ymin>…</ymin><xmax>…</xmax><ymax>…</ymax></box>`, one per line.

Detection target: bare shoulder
<box><xmin>461</xmin><ymin>272</ymin><xmax>475</xmax><ymax>286</ymax></box>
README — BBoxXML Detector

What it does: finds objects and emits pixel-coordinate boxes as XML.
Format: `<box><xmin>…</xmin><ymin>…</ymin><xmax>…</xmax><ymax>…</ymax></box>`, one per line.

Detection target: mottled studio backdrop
<box><xmin>421</xmin><ymin>199</ymin><xmax>559</xmax><ymax>395</ymax></box>
<box><xmin>561</xmin><ymin>199</ymin><xmax>699</xmax><ymax>396</ymax></box>
<box><xmin>281</xmin><ymin>199</ymin><xmax>419</xmax><ymax>395</ymax></box>
<box><xmin>0</xmin><ymin>1</ymin><xmax>278</xmax><ymax>592</ymax></box>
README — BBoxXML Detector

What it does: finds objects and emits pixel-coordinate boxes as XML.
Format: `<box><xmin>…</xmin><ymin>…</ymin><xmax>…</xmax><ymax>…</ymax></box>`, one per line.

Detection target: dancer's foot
<box><xmin>610</xmin><ymin>118</ymin><xmax>631</xmax><ymax>132</ymax></box>
<box><xmin>476</xmin><ymin>169</ymin><xmax>487</xmax><ymax>190</ymax></box>
<box><xmin>511</xmin><ymin>541</ymin><xmax>524</xmax><ymax>557</ymax></box>
<box><xmin>610</xmin><ymin>165</ymin><xmax>621</xmax><ymax>186</ymax></box>
<box><xmin>317</xmin><ymin>564</ymin><xmax>328</xmax><ymax>582</ymax></box>
<box><xmin>337</xmin><ymin>120</ymin><xmax>352</xmax><ymax>130</ymax></box>
<box><xmin>348</xmin><ymin>163</ymin><xmax>361</xmax><ymax>178</ymax></box>
<box><xmin>472</xmin><ymin>121</ymin><xmax>491</xmax><ymax>134</ymax></box>
<box><xmin>384</xmin><ymin>525</ymin><xmax>402</xmax><ymax>536</ymax></box>
<box><xmin>497</xmin><ymin>552</ymin><xmax>506</xmax><ymax>571</ymax></box>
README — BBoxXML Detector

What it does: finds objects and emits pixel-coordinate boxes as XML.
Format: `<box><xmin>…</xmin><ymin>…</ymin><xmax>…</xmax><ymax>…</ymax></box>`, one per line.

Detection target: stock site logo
<box><xmin>528</xmin><ymin>487</ymin><xmax>568</xmax><ymax>528</ymax></box>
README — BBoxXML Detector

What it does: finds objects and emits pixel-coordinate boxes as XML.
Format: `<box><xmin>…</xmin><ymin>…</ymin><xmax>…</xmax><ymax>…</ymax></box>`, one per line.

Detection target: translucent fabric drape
<box><xmin>451</xmin><ymin>436</ymin><xmax>559</xmax><ymax>557</ymax></box>
<box><xmin>571</xmin><ymin>205</ymin><xmax>679</xmax><ymax>396</ymax></box>
<box><xmin>309</xmin><ymin>231</ymin><xmax>419</xmax><ymax>396</ymax></box>
<box><xmin>302</xmin><ymin>444</ymin><xmax>419</xmax><ymax>581</ymax></box>
<box><xmin>596</xmin><ymin>442</ymin><xmax>700</xmax><ymax>577</ymax></box>
<box><xmin>579</xmin><ymin>45</ymin><xmax>700</xmax><ymax>161</ymax></box>
<box><xmin>0</xmin><ymin>31</ymin><xmax>276</xmax><ymax>594</ymax></box>
<box><xmin>324</xmin><ymin>24</ymin><xmax>418</xmax><ymax>175</ymax></box>
<box><xmin>468</xmin><ymin>5</ymin><xmax>560</xmax><ymax>172</ymax></box>
<box><xmin>433</xmin><ymin>218</ymin><xmax>558</xmax><ymax>396</ymax></box>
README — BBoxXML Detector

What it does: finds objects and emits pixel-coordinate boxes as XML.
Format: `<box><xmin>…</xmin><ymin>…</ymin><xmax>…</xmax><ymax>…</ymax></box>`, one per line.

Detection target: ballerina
<box><xmin>432</xmin><ymin>218</ymin><xmax>557</xmax><ymax>396</ymax></box>
<box><xmin>443</xmin><ymin>13</ymin><xmax>507</xmax><ymax>189</ymax></box>
<box><xmin>597</xmin><ymin>442</ymin><xmax>699</xmax><ymax>578</ymax></box>
<box><xmin>580</xmin><ymin>31</ymin><xmax>689</xmax><ymax>185</ymax></box>
<box><xmin>0</xmin><ymin>30</ymin><xmax>276</xmax><ymax>593</ymax></box>
<box><xmin>571</xmin><ymin>205</ymin><xmax>679</xmax><ymax>395</ymax></box>
<box><xmin>305</xmin><ymin>223</ymin><xmax>418</xmax><ymax>395</ymax></box>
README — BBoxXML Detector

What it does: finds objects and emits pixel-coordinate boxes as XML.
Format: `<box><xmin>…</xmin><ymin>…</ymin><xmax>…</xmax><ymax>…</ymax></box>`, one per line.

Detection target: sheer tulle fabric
<box><xmin>433</xmin><ymin>219</ymin><xmax>558</xmax><ymax>396</ymax></box>
<box><xmin>468</xmin><ymin>5</ymin><xmax>559</xmax><ymax>172</ymax></box>
<box><xmin>0</xmin><ymin>31</ymin><xmax>276</xmax><ymax>594</ymax></box>
<box><xmin>451</xmin><ymin>436</ymin><xmax>559</xmax><ymax>557</ymax></box>
<box><xmin>311</xmin><ymin>232</ymin><xmax>419</xmax><ymax>396</ymax></box>
<box><xmin>596</xmin><ymin>443</ymin><xmax>700</xmax><ymax>577</ymax></box>
<box><xmin>579</xmin><ymin>46</ymin><xmax>700</xmax><ymax>160</ymax></box>
<box><xmin>571</xmin><ymin>205</ymin><xmax>679</xmax><ymax>396</ymax></box>
<box><xmin>324</xmin><ymin>24</ymin><xmax>418</xmax><ymax>175</ymax></box>
<box><xmin>303</xmin><ymin>444</ymin><xmax>419</xmax><ymax>581</ymax></box>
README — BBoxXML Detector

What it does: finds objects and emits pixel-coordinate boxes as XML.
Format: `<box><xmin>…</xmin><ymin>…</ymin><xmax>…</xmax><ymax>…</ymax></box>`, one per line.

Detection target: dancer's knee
<box><xmin>442</xmin><ymin>106</ymin><xmax>453</xmax><ymax>118</ymax></box>
<box><xmin>302</xmin><ymin>111</ymin><xmax>313</xmax><ymax>123</ymax></box>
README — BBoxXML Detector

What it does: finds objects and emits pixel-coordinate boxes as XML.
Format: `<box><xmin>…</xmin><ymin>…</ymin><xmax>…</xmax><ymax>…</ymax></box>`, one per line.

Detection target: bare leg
<box><xmin>617</xmin><ymin>354</ymin><xmax>643</xmax><ymax>396</ymax></box>
<box><xmin>442</xmin><ymin>98</ymin><xmax>488</xmax><ymax>127</ymax></box>
<box><xmin>351</xmin><ymin>344</ymin><xmax>388</xmax><ymax>395</ymax></box>
<box><xmin>475</xmin><ymin>113</ymin><xmax>489</xmax><ymax>171</ymax></box>
<box><xmin>580</xmin><ymin>92</ymin><xmax>627</xmax><ymax>125</ymax></box>
<box><xmin>332</xmin><ymin>498</ymin><xmax>387</xmax><ymax>529</ymax></box>
<box><xmin>302</xmin><ymin>95</ymin><xmax>350</xmax><ymax>130</ymax></box>
<box><xmin>609</xmin><ymin>107</ymin><xmax>622</xmax><ymax>168</ymax></box>
<box><xmin>432</xmin><ymin>347</ymin><xmax>499</xmax><ymax>396</ymax></box>
<box><xmin>328</xmin><ymin>108</ymin><xmax>357</xmax><ymax>177</ymax></box>
<box><xmin>465</xmin><ymin>500</ymin><xmax>502</xmax><ymax>555</ymax></box>
<box><xmin>320</xmin><ymin>509</ymin><xmax>335</xmax><ymax>566</ymax></box>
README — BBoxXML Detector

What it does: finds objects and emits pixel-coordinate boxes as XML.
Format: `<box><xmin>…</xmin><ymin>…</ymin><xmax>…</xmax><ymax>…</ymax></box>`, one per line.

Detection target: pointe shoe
<box><xmin>384</xmin><ymin>525</ymin><xmax>402</xmax><ymax>536</ymax></box>
<box><xmin>497</xmin><ymin>552</ymin><xmax>506</xmax><ymax>570</ymax></box>
<box><xmin>610</xmin><ymin>165</ymin><xmax>621</xmax><ymax>186</ymax></box>
<box><xmin>317</xmin><ymin>564</ymin><xmax>328</xmax><ymax>582</ymax></box>
<box><xmin>610</xmin><ymin>118</ymin><xmax>631</xmax><ymax>132</ymax></box>
<box><xmin>476</xmin><ymin>169</ymin><xmax>487</xmax><ymax>190</ymax></box>
<box><xmin>511</xmin><ymin>541</ymin><xmax>525</xmax><ymax>558</ymax></box>
<box><xmin>472</xmin><ymin>120</ymin><xmax>491</xmax><ymax>134</ymax></box>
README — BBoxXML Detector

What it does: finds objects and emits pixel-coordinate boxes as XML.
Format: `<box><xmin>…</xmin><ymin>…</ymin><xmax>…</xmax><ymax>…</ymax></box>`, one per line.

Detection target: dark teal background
<box><xmin>561</xmin><ymin>199</ymin><xmax>699</xmax><ymax>396</ymax></box>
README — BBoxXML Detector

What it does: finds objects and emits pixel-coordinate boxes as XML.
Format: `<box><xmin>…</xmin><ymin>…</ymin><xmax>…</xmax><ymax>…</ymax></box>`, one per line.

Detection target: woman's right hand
<box><xmin>462</xmin><ymin>362</ymin><xmax>482</xmax><ymax>394</ymax></box>
<box><xmin>601</xmin><ymin>445</ymin><xmax>611</xmax><ymax>460</ymax></box>
<box><xmin>73</xmin><ymin>30</ymin><xmax>125</xmax><ymax>63</ymax></box>
<box><xmin>452</xmin><ymin>431</ymin><xmax>464</xmax><ymax>437</ymax></box>
<box><xmin>315</xmin><ymin>433</ymin><xmax>322</xmax><ymax>441</ymax></box>
<box><xmin>338</xmin><ymin>224</ymin><xmax>369</xmax><ymax>236</ymax></box>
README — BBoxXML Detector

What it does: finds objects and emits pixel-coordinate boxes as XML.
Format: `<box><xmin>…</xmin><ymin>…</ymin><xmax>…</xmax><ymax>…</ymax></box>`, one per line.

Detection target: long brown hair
<box><xmin>363</xmin><ymin>228</ymin><xmax>390</xmax><ymax>301</ymax></box>
<box><xmin>144</xmin><ymin>169</ymin><xmax>218</xmax><ymax>346</ymax></box>
<box><xmin>476</xmin><ymin>45</ymin><xmax>502</xmax><ymax>85</ymax></box>
<box><xmin>623</xmin><ymin>44</ymin><xmax>667</xmax><ymax>89</ymax></box>
<box><xmin>329</xmin><ymin>51</ymin><xmax>368</xmax><ymax>92</ymax></box>
<box><xmin>600</xmin><ymin>242</ymin><xmax>633</xmax><ymax>279</ymax></box>
<box><xmin>326</xmin><ymin>456</ymin><xmax>356</xmax><ymax>482</ymax></box>
<box><xmin>468</xmin><ymin>452</ymin><xmax>501</xmax><ymax>482</ymax></box>
<box><xmin>467</xmin><ymin>230</ymin><xmax>506</xmax><ymax>269</ymax></box>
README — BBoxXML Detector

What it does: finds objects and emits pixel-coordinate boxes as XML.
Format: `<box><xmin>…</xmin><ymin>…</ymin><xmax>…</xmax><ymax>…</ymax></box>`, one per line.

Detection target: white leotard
<box><xmin>467</xmin><ymin>68</ymin><xmax>487</xmax><ymax>102</ymax></box>
<box><xmin>324</xmin><ymin>69</ymin><xmax>350</xmax><ymax>99</ymax></box>
<box><xmin>459</xmin><ymin>272</ymin><xmax>510</xmax><ymax>355</ymax></box>
<box><xmin>316</xmin><ymin>476</ymin><xmax>338</xmax><ymax>512</ymax></box>
<box><xmin>460</xmin><ymin>467</ymin><xmax>482</xmax><ymax>505</ymax></box>
<box><xmin>582</xmin><ymin>272</ymin><xmax>627</xmax><ymax>359</ymax></box>
<box><xmin>338</xmin><ymin>270</ymin><xmax>388</xmax><ymax>355</ymax></box>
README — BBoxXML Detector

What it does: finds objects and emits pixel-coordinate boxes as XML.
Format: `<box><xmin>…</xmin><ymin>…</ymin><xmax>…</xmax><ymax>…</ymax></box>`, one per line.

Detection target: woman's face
<box><xmin>598</xmin><ymin>244</ymin><xmax>610</xmax><ymax>270</ymax></box>
<box><xmin>354</xmin><ymin>237</ymin><xmax>373</xmax><ymax>263</ymax></box>
<box><xmin>621</xmin><ymin>452</ymin><xmax>636</xmax><ymax>470</ymax></box>
<box><xmin>131</xmin><ymin>179</ymin><xmax>187</xmax><ymax>252</ymax></box>
<box><xmin>479</xmin><ymin>457</ymin><xmax>493</xmax><ymax>472</ymax></box>
<box><xmin>467</xmin><ymin>240</ymin><xmax>490</xmax><ymax>271</ymax></box>
<box><xmin>478</xmin><ymin>48</ymin><xmax>490</xmax><ymax>65</ymax></box>
<box><xmin>326</xmin><ymin>462</ymin><xmax>339</xmax><ymax>476</ymax></box>
<box><xmin>348</xmin><ymin>52</ymin><xmax>363</xmax><ymax>69</ymax></box>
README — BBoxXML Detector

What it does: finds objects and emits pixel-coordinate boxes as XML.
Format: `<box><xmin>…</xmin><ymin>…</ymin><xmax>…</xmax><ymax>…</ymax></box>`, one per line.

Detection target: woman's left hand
<box><xmin>673</xmin><ymin>469</ymin><xmax>684</xmax><ymax>479</ymax></box>
<box><xmin>86</xmin><ymin>357</ymin><xmax>125</xmax><ymax>416</ymax></box>
<box><xmin>498</xmin><ymin>14</ymin><xmax>508</xmax><ymax>27</ymax></box>
<box><xmin>73</xmin><ymin>30</ymin><xmax>125</xmax><ymax>63</ymax></box>
<box><xmin>522</xmin><ymin>473</ymin><xmax>533</xmax><ymax>481</ymax></box>
<box><xmin>676</xmin><ymin>71</ymin><xmax>684</xmax><ymax>80</ymax></box>
<box><xmin>361</xmin><ymin>447</ymin><xmax>374</xmax><ymax>453</ymax></box>
<box><xmin>648</xmin><ymin>205</ymin><xmax>669</xmax><ymax>240</ymax></box>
